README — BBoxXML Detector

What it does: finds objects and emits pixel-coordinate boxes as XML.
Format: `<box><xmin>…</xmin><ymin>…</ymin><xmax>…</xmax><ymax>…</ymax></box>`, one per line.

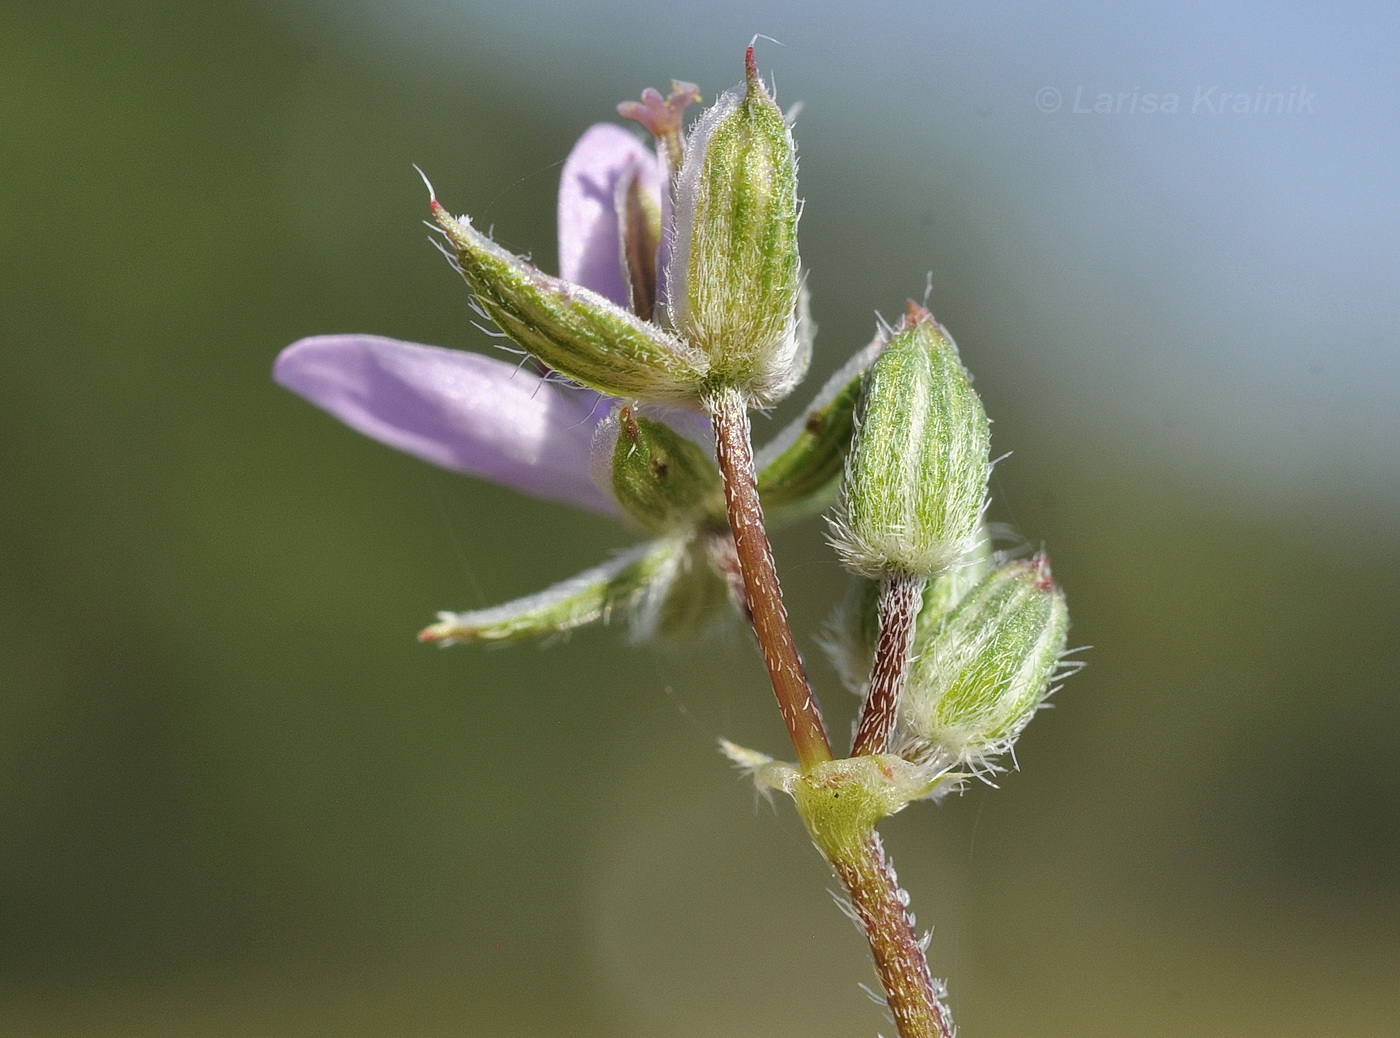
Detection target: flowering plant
<box><xmin>276</xmin><ymin>45</ymin><xmax>1073</xmax><ymax>1038</ymax></box>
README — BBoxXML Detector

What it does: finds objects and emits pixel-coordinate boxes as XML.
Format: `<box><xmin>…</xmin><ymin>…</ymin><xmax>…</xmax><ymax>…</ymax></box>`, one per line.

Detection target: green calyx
<box><xmin>669</xmin><ymin>50</ymin><xmax>803</xmax><ymax>405</ymax></box>
<box><xmin>431</xmin><ymin>201</ymin><xmax>707</xmax><ymax>404</ymax></box>
<box><xmin>899</xmin><ymin>554</ymin><xmax>1069</xmax><ymax>768</ymax></box>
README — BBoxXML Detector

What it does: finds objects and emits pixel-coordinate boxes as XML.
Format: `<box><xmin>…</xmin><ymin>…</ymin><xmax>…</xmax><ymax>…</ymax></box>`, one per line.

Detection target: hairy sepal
<box><xmin>432</xmin><ymin>202</ymin><xmax>707</xmax><ymax>404</ymax></box>
<box><xmin>420</xmin><ymin>536</ymin><xmax>727</xmax><ymax>645</ymax></box>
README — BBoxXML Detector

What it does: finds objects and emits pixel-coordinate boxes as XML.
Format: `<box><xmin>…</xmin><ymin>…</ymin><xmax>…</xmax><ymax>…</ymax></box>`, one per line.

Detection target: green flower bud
<box><xmin>667</xmin><ymin>47</ymin><xmax>805</xmax><ymax>405</ymax></box>
<box><xmin>596</xmin><ymin>407</ymin><xmax>724</xmax><ymax>532</ymax></box>
<box><xmin>430</xmin><ymin>198</ymin><xmax>708</xmax><ymax>404</ymax></box>
<box><xmin>830</xmin><ymin>304</ymin><xmax>990</xmax><ymax>579</ymax></box>
<box><xmin>897</xmin><ymin>554</ymin><xmax>1069</xmax><ymax>769</ymax></box>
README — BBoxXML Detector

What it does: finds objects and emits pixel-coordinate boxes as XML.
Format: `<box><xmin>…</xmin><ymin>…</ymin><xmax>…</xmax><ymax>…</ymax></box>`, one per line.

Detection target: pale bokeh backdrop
<box><xmin>2</xmin><ymin>2</ymin><xmax>1397</xmax><ymax>1036</ymax></box>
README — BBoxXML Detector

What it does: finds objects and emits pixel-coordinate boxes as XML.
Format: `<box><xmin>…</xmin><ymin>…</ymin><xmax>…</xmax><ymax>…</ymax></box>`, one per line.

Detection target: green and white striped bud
<box><xmin>667</xmin><ymin>47</ymin><xmax>805</xmax><ymax>406</ymax></box>
<box><xmin>830</xmin><ymin>304</ymin><xmax>991</xmax><ymax>579</ymax></box>
<box><xmin>897</xmin><ymin>554</ymin><xmax>1069</xmax><ymax>770</ymax></box>
<box><xmin>595</xmin><ymin>407</ymin><xmax>724</xmax><ymax>533</ymax></box>
<box><xmin>430</xmin><ymin>198</ymin><xmax>708</xmax><ymax>404</ymax></box>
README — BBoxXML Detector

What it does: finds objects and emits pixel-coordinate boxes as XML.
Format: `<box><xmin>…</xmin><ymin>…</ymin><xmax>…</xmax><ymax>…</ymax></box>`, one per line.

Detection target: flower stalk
<box><xmin>851</xmin><ymin>571</ymin><xmax>926</xmax><ymax>757</ymax></box>
<box><xmin>708</xmin><ymin>385</ymin><xmax>833</xmax><ymax>771</ymax></box>
<box><xmin>710</xmin><ymin>372</ymin><xmax>948</xmax><ymax>1034</ymax></box>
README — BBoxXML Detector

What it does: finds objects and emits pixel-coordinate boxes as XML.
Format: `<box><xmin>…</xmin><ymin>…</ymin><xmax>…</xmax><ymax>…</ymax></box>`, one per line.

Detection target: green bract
<box><xmin>719</xmin><ymin>742</ymin><xmax>957</xmax><ymax>856</ymax></box>
<box><xmin>897</xmin><ymin>555</ymin><xmax>1069</xmax><ymax>769</ymax></box>
<box><xmin>830</xmin><ymin>305</ymin><xmax>991</xmax><ymax>579</ymax></box>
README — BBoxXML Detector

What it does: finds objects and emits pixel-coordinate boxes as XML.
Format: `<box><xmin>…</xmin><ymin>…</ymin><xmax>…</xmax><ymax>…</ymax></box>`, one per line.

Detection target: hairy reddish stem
<box><xmin>851</xmin><ymin>573</ymin><xmax>926</xmax><ymax>756</ymax></box>
<box><xmin>710</xmin><ymin>388</ymin><xmax>950</xmax><ymax>1038</ymax></box>
<box><xmin>708</xmin><ymin>387</ymin><xmax>832</xmax><ymax>771</ymax></box>
<box><xmin>829</xmin><ymin>833</ymin><xmax>955</xmax><ymax>1038</ymax></box>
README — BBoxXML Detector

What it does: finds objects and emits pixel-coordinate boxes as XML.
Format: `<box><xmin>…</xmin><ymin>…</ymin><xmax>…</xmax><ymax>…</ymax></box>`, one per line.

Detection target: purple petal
<box><xmin>558</xmin><ymin>123</ymin><xmax>660</xmax><ymax>306</ymax></box>
<box><xmin>275</xmin><ymin>335</ymin><xmax>618</xmax><ymax>515</ymax></box>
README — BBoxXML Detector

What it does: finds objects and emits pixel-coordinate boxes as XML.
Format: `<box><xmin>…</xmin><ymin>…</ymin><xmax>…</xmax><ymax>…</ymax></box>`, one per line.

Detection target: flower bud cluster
<box><xmin>819</xmin><ymin>297</ymin><xmax>1068</xmax><ymax>776</ymax></box>
<box><xmin>401</xmin><ymin>49</ymin><xmax>858</xmax><ymax>648</ymax></box>
<box><xmin>431</xmin><ymin>45</ymin><xmax>804</xmax><ymax>413</ymax></box>
<box><xmin>282</xmin><ymin>45</ymin><xmax>1072</xmax><ymax>790</ymax></box>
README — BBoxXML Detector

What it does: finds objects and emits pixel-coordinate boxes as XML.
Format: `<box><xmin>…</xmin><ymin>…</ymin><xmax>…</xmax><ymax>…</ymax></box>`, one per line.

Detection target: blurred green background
<box><xmin>3</xmin><ymin>2</ymin><xmax>1397</xmax><ymax>1036</ymax></box>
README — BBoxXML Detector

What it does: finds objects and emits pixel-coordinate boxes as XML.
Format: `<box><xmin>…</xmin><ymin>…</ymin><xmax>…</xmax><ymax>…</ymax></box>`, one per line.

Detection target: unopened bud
<box><xmin>897</xmin><ymin>554</ymin><xmax>1069</xmax><ymax>769</ymax></box>
<box><xmin>830</xmin><ymin>304</ymin><xmax>990</xmax><ymax>579</ymax></box>
<box><xmin>667</xmin><ymin>47</ymin><xmax>804</xmax><ymax>405</ymax></box>
<box><xmin>595</xmin><ymin>407</ymin><xmax>724</xmax><ymax>532</ymax></box>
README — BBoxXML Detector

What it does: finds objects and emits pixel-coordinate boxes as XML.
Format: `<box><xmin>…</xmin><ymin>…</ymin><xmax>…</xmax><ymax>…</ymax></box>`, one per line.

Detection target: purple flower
<box><xmin>275</xmin><ymin>122</ymin><xmax>665</xmax><ymax>517</ymax></box>
<box><xmin>557</xmin><ymin>123</ymin><xmax>662</xmax><ymax>315</ymax></box>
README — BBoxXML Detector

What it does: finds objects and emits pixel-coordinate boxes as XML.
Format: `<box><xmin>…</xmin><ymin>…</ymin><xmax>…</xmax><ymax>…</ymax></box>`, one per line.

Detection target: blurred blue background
<box><xmin>2</xmin><ymin>1</ymin><xmax>1397</xmax><ymax>1035</ymax></box>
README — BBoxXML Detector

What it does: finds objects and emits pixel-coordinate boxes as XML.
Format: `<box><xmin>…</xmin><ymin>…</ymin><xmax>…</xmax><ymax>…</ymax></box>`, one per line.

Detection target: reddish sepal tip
<box><xmin>1031</xmin><ymin>552</ymin><xmax>1056</xmax><ymax>591</ymax></box>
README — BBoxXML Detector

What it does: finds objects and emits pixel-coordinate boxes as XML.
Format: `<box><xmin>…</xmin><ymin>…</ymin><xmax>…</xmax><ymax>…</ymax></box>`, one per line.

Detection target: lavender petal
<box><xmin>274</xmin><ymin>335</ymin><xmax>617</xmax><ymax>515</ymax></box>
